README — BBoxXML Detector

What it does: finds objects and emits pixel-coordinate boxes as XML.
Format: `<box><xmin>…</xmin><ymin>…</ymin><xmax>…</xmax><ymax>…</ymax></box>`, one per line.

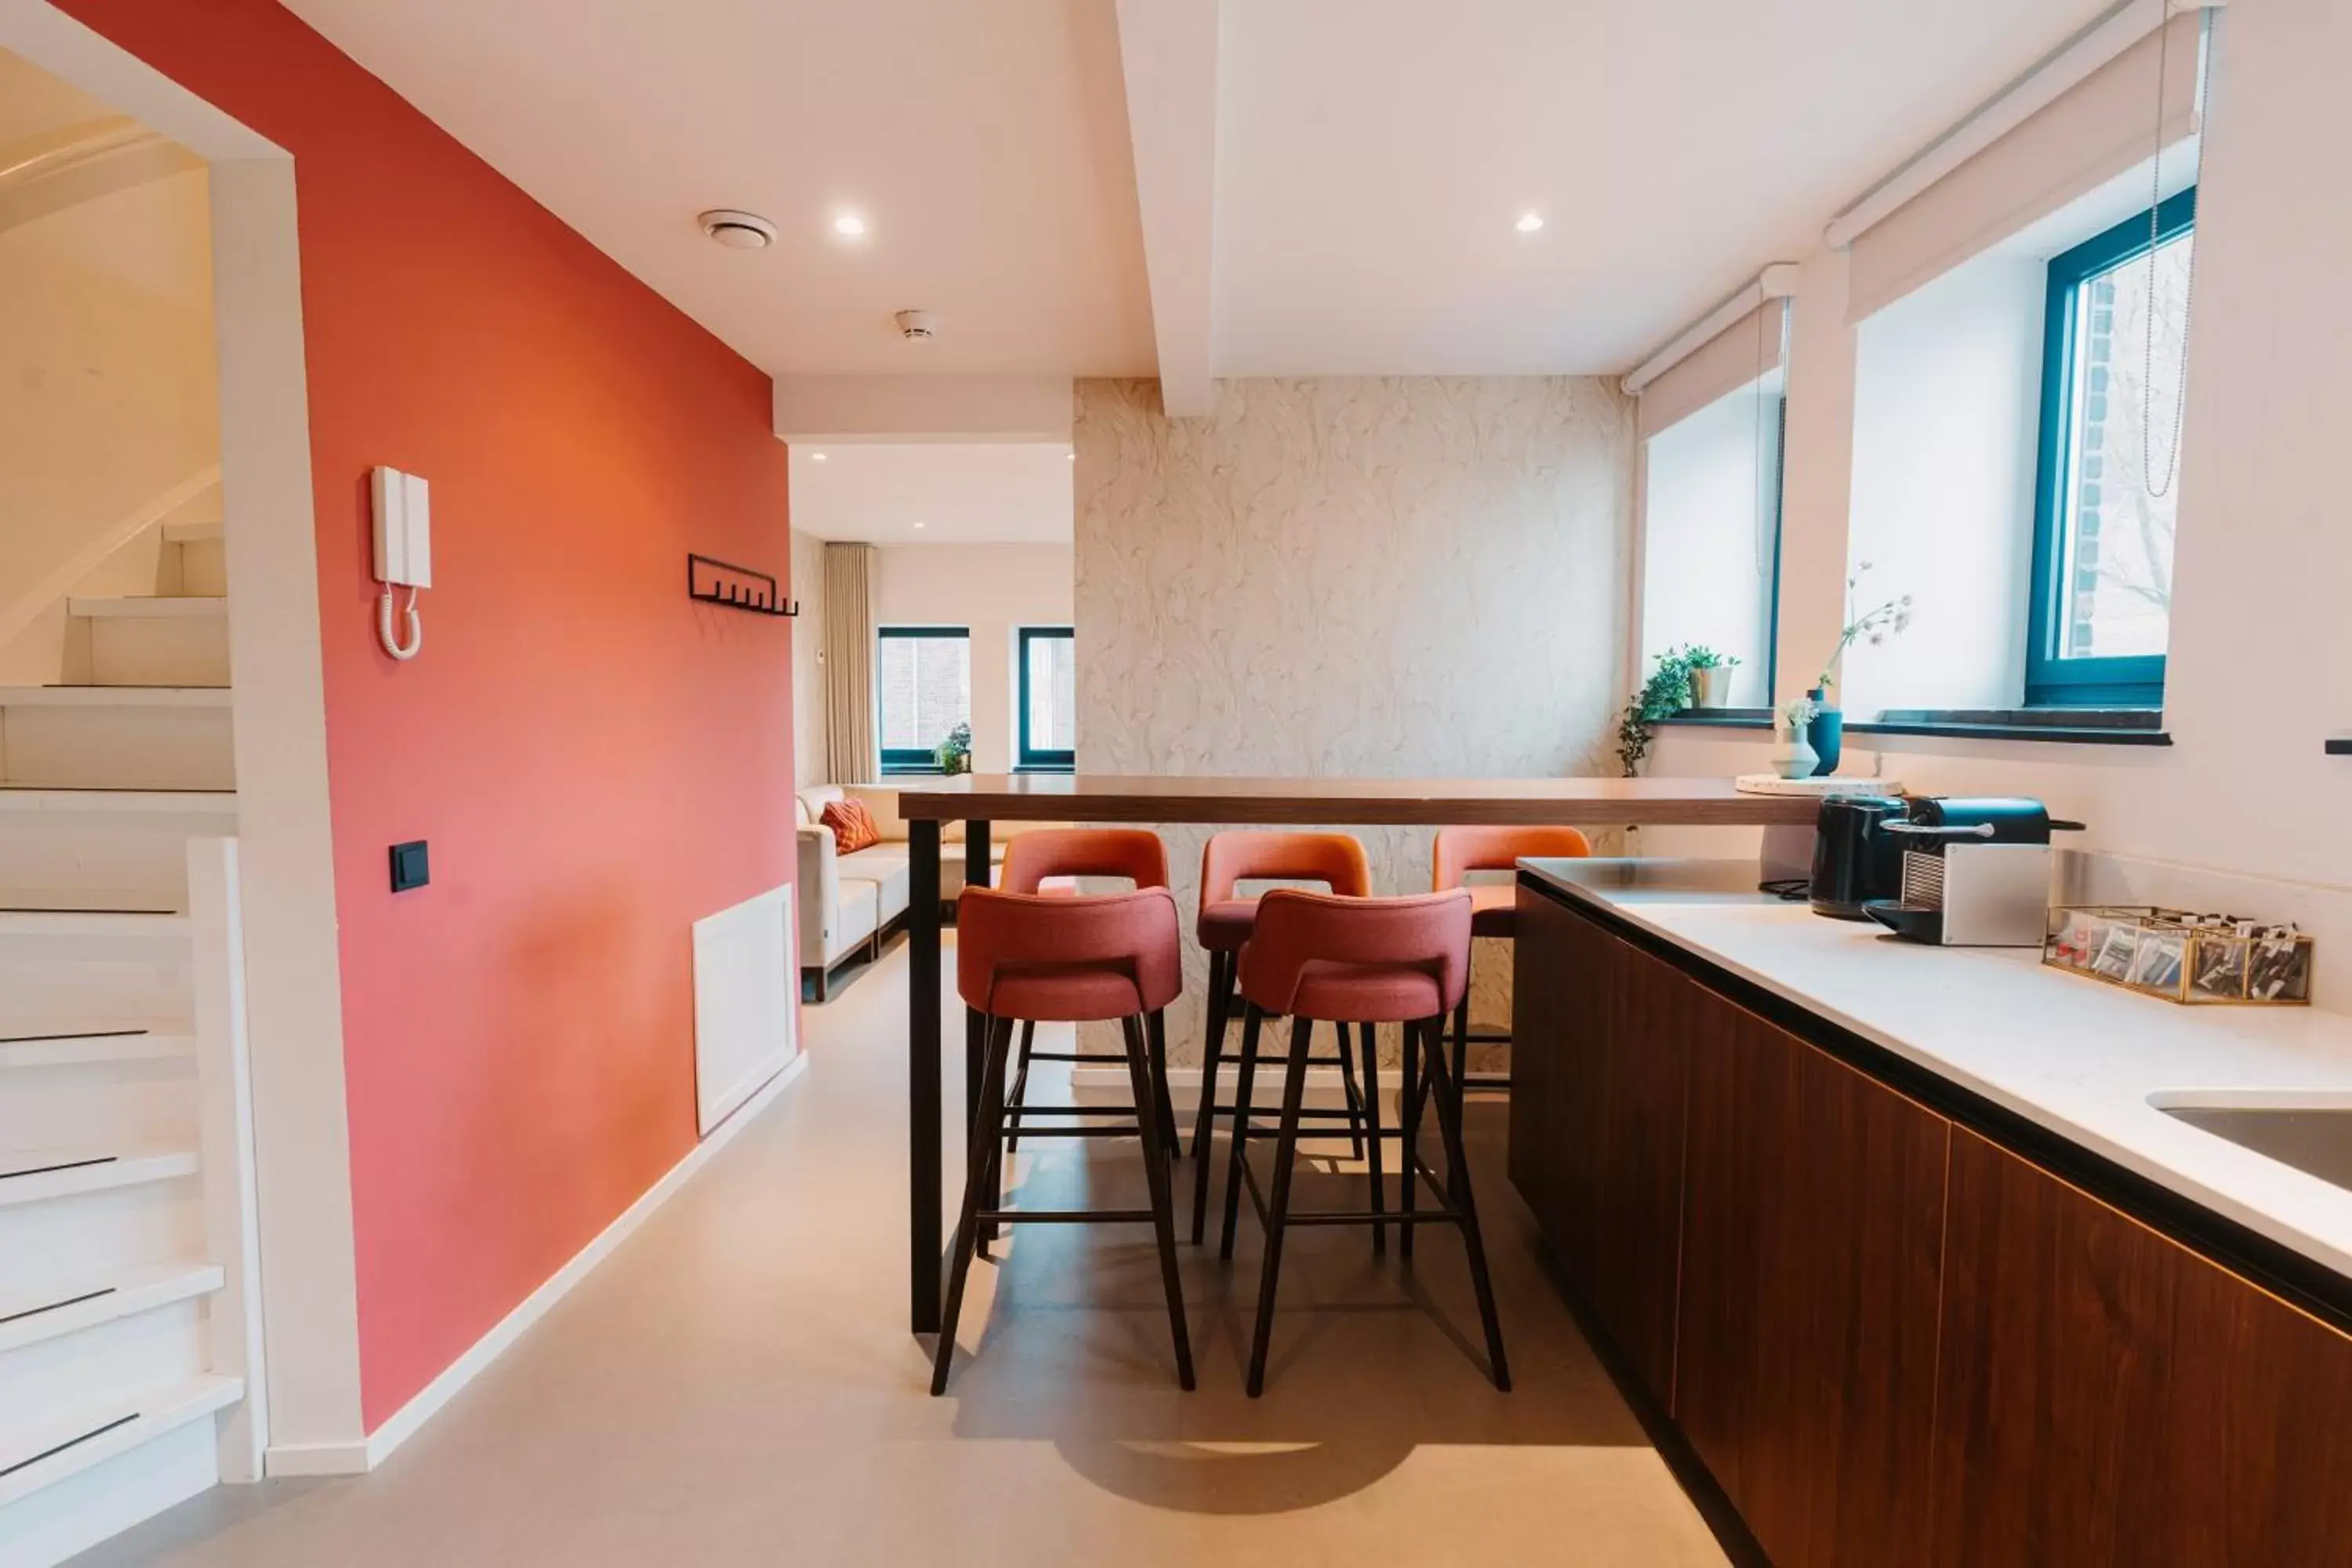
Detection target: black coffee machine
<box><xmin>1809</xmin><ymin>795</ymin><xmax>1909</xmax><ymax>920</ymax></box>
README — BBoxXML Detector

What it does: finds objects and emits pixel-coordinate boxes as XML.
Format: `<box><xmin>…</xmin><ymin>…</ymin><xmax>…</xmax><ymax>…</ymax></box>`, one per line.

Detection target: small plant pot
<box><xmin>1691</xmin><ymin>666</ymin><xmax>1735</xmax><ymax>708</ymax></box>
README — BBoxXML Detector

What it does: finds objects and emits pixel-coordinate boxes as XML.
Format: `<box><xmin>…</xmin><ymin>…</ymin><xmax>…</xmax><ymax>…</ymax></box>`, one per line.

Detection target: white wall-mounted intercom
<box><xmin>371</xmin><ymin>466</ymin><xmax>431</xmax><ymax>660</ymax></box>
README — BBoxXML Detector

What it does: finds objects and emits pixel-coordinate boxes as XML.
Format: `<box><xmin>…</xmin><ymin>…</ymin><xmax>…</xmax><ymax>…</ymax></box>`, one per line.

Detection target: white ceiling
<box><xmin>277</xmin><ymin>0</ymin><xmax>2111</xmax><ymax>390</ymax></box>
<box><xmin>275</xmin><ymin>0</ymin><xmax>1156</xmax><ymax>378</ymax></box>
<box><xmin>1209</xmin><ymin>0</ymin><xmax>2108</xmax><ymax>378</ymax></box>
<box><xmin>786</xmin><ymin>443</ymin><xmax>1074</xmax><ymax>544</ymax></box>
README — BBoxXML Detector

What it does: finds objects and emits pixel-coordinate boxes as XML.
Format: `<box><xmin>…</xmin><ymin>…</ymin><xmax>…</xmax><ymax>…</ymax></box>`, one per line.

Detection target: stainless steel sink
<box><xmin>2154</xmin><ymin>1096</ymin><xmax>2352</xmax><ymax>1191</ymax></box>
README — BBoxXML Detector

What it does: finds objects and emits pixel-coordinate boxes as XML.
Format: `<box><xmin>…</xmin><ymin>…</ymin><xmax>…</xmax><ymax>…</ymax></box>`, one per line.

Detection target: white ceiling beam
<box><xmin>1112</xmin><ymin>0</ymin><xmax>1220</xmax><ymax>418</ymax></box>
<box><xmin>771</xmin><ymin>375</ymin><xmax>1073</xmax><ymax>445</ymax></box>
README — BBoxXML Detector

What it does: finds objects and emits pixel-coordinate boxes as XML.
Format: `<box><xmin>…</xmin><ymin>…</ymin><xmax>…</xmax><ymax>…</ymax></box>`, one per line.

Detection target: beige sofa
<box><xmin>794</xmin><ymin>783</ymin><xmax>1062</xmax><ymax>1000</ymax></box>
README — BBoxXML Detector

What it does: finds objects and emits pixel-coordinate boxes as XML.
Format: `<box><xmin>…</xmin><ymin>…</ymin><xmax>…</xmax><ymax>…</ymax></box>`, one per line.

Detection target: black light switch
<box><xmin>390</xmin><ymin>840</ymin><xmax>430</xmax><ymax>893</ymax></box>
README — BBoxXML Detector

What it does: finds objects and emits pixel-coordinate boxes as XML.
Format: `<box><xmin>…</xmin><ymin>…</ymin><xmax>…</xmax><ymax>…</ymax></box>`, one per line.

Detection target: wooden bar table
<box><xmin>893</xmin><ymin>773</ymin><xmax>1818</xmax><ymax>1334</ymax></box>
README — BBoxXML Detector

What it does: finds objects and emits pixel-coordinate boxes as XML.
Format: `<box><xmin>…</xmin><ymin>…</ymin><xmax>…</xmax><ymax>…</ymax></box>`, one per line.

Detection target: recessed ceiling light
<box><xmin>810</xmin><ymin>452</ymin><xmax>827</xmax><ymax>461</ymax></box>
<box><xmin>1066</xmin><ymin>451</ymin><xmax>1076</xmax><ymax>461</ymax></box>
<box><xmin>698</xmin><ymin>209</ymin><xmax>777</xmax><ymax>249</ymax></box>
<box><xmin>833</xmin><ymin>212</ymin><xmax>868</xmax><ymax>238</ymax></box>
<box><xmin>912</xmin><ymin>521</ymin><xmax>926</xmax><ymax>529</ymax></box>
<box><xmin>1515</xmin><ymin>212</ymin><xmax>1544</xmax><ymax>234</ymax></box>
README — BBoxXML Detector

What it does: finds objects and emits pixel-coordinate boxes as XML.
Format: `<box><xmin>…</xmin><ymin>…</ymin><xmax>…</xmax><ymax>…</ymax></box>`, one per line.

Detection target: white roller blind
<box><xmin>1635</xmin><ymin>301</ymin><xmax>1787</xmax><ymax>444</ymax></box>
<box><xmin>1846</xmin><ymin>12</ymin><xmax>2200</xmax><ymax>325</ymax></box>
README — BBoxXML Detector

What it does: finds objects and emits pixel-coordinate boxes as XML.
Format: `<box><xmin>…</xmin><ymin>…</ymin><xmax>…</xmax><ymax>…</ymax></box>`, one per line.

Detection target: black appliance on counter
<box><xmin>1808</xmin><ymin>794</ymin><xmax>1909</xmax><ymax>920</ymax></box>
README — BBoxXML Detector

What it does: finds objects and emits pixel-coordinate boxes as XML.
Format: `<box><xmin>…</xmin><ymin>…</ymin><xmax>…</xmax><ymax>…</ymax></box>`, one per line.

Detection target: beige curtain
<box><xmin>822</xmin><ymin>543</ymin><xmax>877</xmax><ymax>783</ymax></box>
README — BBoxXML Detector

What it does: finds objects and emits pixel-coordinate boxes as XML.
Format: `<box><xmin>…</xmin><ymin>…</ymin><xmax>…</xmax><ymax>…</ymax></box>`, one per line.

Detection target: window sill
<box><xmin>880</xmin><ymin>765</ymin><xmax>949</xmax><ymax>778</ymax></box>
<box><xmin>1654</xmin><ymin>707</ymin><xmax>1773</xmax><ymax>731</ymax></box>
<box><xmin>1013</xmin><ymin>764</ymin><xmax>1076</xmax><ymax>775</ymax></box>
<box><xmin>1849</xmin><ymin>709</ymin><xmax>2170</xmax><ymax>746</ymax></box>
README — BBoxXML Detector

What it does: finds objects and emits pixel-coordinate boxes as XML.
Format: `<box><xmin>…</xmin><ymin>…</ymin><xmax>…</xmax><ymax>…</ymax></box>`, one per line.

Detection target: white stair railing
<box><xmin>187</xmin><ymin>837</ymin><xmax>264</xmax><ymax>1482</ymax></box>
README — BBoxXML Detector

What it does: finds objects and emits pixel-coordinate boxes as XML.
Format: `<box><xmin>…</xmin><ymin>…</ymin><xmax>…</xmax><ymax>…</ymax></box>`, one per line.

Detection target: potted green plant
<box><xmin>934</xmin><ymin>722</ymin><xmax>973</xmax><ymax>776</ymax></box>
<box><xmin>1685</xmin><ymin>646</ymin><xmax>1741</xmax><ymax>709</ymax></box>
<box><xmin>1616</xmin><ymin>647</ymin><xmax>1699</xmax><ymax>777</ymax></box>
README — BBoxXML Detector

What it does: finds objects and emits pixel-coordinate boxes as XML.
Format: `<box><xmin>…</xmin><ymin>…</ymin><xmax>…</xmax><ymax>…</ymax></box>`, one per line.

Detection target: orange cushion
<box><xmin>820</xmin><ymin>798</ymin><xmax>880</xmax><ymax>856</ymax></box>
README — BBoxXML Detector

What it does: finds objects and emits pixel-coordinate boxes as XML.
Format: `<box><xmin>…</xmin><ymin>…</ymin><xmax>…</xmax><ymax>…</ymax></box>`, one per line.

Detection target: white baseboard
<box><xmin>263</xmin><ymin>1052</ymin><xmax>808</xmax><ymax>1478</ymax></box>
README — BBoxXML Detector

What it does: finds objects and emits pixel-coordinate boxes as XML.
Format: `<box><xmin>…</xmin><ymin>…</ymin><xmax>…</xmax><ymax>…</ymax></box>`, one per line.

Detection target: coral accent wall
<box><xmin>55</xmin><ymin>0</ymin><xmax>797</xmax><ymax>1427</ymax></box>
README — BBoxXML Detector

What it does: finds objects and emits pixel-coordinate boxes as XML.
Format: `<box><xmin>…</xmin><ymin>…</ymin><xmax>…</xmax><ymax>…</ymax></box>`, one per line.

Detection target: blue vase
<box><xmin>1806</xmin><ymin>688</ymin><xmax>1843</xmax><ymax>776</ymax></box>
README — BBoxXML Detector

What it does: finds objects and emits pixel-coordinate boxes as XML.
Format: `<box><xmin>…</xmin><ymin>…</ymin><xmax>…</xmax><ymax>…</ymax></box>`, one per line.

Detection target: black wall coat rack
<box><xmin>688</xmin><ymin>553</ymin><xmax>798</xmax><ymax>617</ymax></box>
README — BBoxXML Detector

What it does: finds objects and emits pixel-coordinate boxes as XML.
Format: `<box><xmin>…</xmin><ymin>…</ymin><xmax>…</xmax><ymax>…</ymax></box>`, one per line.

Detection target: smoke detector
<box><xmin>895</xmin><ymin>310</ymin><xmax>938</xmax><ymax>341</ymax></box>
<box><xmin>698</xmin><ymin>209</ymin><xmax>777</xmax><ymax>249</ymax></box>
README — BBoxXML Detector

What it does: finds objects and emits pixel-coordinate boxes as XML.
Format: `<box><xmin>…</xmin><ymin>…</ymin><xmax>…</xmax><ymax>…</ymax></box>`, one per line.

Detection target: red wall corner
<box><xmin>56</xmin><ymin>0</ymin><xmax>797</xmax><ymax>1428</ymax></box>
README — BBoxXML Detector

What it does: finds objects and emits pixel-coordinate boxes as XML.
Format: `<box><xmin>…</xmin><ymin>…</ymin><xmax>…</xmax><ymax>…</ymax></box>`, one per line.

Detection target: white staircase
<box><xmin>0</xmin><ymin>514</ymin><xmax>261</xmax><ymax>1566</ymax></box>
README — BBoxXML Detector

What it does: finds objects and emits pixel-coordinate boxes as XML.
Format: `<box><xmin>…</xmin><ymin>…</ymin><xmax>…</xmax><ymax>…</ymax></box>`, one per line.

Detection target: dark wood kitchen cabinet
<box><xmin>1929</xmin><ymin>1129</ymin><xmax>2352</xmax><ymax>1567</ymax></box>
<box><xmin>1673</xmin><ymin>981</ymin><xmax>1947</xmax><ymax>1568</ymax></box>
<box><xmin>1510</xmin><ymin>886</ymin><xmax>1689</xmax><ymax>1400</ymax></box>
<box><xmin>1515</xmin><ymin>877</ymin><xmax>2352</xmax><ymax>1568</ymax></box>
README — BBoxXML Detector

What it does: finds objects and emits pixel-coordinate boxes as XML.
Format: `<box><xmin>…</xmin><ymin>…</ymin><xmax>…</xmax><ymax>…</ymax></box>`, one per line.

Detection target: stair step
<box><xmin>158</xmin><ymin>521</ymin><xmax>221</xmax><ymax>545</ymax></box>
<box><xmin>0</xmin><ymin>687</ymin><xmax>229</xmax><ymax>709</ymax></box>
<box><xmin>0</xmin><ymin>1028</ymin><xmax>195</xmax><ymax>1069</ymax></box>
<box><xmin>0</xmin><ymin>1374</ymin><xmax>240</xmax><ymax>1509</ymax></box>
<box><xmin>0</xmin><ymin>789</ymin><xmax>234</xmax><ymax>815</ymax></box>
<box><xmin>0</xmin><ymin>911</ymin><xmax>189</xmax><ymax>940</ymax></box>
<box><xmin>0</xmin><ymin>1263</ymin><xmax>223</xmax><ymax>1356</ymax></box>
<box><xmin>65</xmin><ymin>598</ymin><xmax>226</xmax><ymax>619</ymax></box>
<box><xmin>0</xmin><ymin>1148</ymin><xmax>198</xmax><ymax>1207</ymax></box>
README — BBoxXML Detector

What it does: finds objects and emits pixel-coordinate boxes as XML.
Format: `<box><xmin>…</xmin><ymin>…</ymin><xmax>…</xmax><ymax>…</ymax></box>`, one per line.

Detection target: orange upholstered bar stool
<box><xmin>1189</xmin><ymin>830</ymin><xmax>1376</xmax><ymax>1246</ymax></box>
<box><xmin>997</xmin><ymin>830</ymin><xmax>1179</xmax><ymax>1159</ymax></box>
<box><xmin>934</xmin><ymin>829</ymin><xmax>1192</xmax><ymax>1395</ymax></box>
<box><xmin>1431</xmin><ymin>826</ymin><xmax>1591</xmax><ymax>1116</ymax></box>
<box><xmin>1228</xmin><ymin>887</ymin><xmax>1507</xmax><ymax>1396</ymax></box>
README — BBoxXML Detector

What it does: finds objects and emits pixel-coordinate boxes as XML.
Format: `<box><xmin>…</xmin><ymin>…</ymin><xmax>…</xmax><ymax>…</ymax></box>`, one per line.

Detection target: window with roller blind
<box><xmin>2025</xmin><ymin>189</ymin><xmax>2194</xmax><ymax>708</ymax></box>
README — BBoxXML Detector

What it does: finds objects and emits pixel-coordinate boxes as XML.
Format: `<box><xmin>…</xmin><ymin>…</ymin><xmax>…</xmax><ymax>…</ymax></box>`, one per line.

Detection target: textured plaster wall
<box><xmin>1073</xmin><ymin>376</ymin><xmax>1633</xmax><ymax>1065</ymax></box>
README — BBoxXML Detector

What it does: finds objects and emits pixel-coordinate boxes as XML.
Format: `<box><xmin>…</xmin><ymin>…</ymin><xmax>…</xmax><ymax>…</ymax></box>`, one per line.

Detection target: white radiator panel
<box><xmin>691</xmin><ymin>885</ymin><xmax>798</xmax><ymax>1137</ymax></box>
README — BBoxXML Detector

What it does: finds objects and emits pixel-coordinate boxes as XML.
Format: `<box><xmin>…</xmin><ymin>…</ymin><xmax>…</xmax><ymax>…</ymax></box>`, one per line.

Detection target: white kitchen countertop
<box><xmin>1522</xmin><ymin>857</ymin><xmax>2352</xmax><ymax>1287</ymax></box>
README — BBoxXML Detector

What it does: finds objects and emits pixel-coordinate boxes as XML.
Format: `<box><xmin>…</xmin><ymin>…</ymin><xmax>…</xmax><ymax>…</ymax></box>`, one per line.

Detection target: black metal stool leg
<box><xmin>1400</xmin><ymin>1013</ymin><xmax>1420</xmax><ymax>1263</ymax></box>
<box><xmin>1451</xmin><ymin>993</ymin><xmax>1472</xmax><ymax>1126</ymax></box>
<box><xmin>1219</xmin><ymin>1004</ymin><xmax>1267</xmax><ymax>1259</ymax></box>
<box><xmin>1121</xmin><ymin>1014</ymin><xmax>1196</xmax><ymax>1389</ymax></box>
<box><xmin>1359</xmin><ymin>1021</ymin><xmax>1385</xmax><ymax>1256</ymax></box>
<box><xmin>1334</xmin><ymin>1021</ymin><xmax>1367</xmax><ymax>1159</ymax></box>
<box><xmin>1147</xmin><ymin>1008</ymin><xmax>1179</xmax><ymax>1161</ymax></box>
<box><xmin>1190</xmin><ymin>950</ymin><xmax>1230</xmax><ymax>1161</ymax></box>
<box><xmin>1188</xmin><ymin>952</ymin><xmax>1230</xmax><ymax>1243</ymax></box>
<box><xmin>1420</xmin><ymin>1016</ymin><xmax>1510</xmax><ymax>1392</ymax></box>
<box><xmin>1004</xmin><ymin>1019</ymin><xmax>1037</xmax><ymax>1155</ymax></box>
<box><xmin>933</xmin><ymin>1014</ymin><xmax>1016</xmax><ymax>1395</ymax></box>
<box><xmin>1246</xmin><ymin>1014</ymin><xmax>1316</xmax><ymax>1397</ymax></box>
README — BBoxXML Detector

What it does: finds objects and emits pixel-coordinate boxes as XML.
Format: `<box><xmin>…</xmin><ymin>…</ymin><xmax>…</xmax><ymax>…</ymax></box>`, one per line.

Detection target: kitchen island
<box><xmin>1513</xmin><ymin>857</ymin><xmax>2352</xmax><ymax>1566</ymax></box>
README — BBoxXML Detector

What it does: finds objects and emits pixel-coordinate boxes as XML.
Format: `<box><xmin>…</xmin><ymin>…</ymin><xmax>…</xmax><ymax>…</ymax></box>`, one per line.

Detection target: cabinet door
<box><xmin>1584</xmin><ymin>941</ymin><xmax>1692</xmax><ymax>1399</ymax></box>
<box><xmin>1931</xmin><ymin>1131</ymin><xmax>2352</xmax><ymax>1566</ymax></box>
<box><xmin>1675</xmin><ymin>993</ymin><xmax>1948</xmax><ymax>1568</ymax></box>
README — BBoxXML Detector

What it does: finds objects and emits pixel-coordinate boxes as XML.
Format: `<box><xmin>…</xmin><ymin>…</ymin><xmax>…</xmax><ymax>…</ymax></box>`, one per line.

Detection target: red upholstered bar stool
<box><xmin>932</xmin><ymin>833</ymin><xmax>1193</xmax><ymax>1396</ymax></box>
<box><xmin>1226</xmin><ymin>887</ymin><xmax>1508</xmax><ymax>1396</ymax></box>
<box><xmin>1432</xmin><ymin>826</ymin><xmax>1592</xmax><ymax>1116</ymax></box>
<box><xmin>997</xmin><ymin>830</ymin><xmax>1179</xmax><ymax>1160</ymax></box>
<box><xmin>1189</xmin><ymin>831</ymin><xmax>1377</xmax><ymax>1246</ymax></box>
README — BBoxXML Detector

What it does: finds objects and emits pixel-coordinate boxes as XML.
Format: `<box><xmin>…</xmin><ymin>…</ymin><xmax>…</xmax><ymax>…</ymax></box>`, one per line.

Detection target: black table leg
<box><xmin>967</xmin><ymin>822</ymin><xmax>993</xmax><ymax>1240</ymax></box>
<box><xmin>909</xmin><ymin>817</ymin><xmax>942</xmax><ymax>1335</ymax></box>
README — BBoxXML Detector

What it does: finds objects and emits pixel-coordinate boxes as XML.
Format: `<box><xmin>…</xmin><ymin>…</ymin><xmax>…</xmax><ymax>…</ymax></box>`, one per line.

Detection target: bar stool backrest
<box><xmin>956</xmin><ymin>886</ymin><xmax>1184</xmax><ymax>1018</ymax></box>
<box><xmin>1237</xmin><ymin>887</ymin><xmax>1472</xmax><ymax>1018</ymax></box>
<box><xmin>1432</xmin><ymin>826</ymin><xmax>1592</xmax><ymax>890</ymax></box>
<box><xmin>1200</xmin><ymin>830</ymin><xmax>1373</xmax><ymax>906</ymax></box>
<box><xmin>1002</xmin><ymin>828</ymin><xmax>1170</xmax><ymax>893</ymax></box>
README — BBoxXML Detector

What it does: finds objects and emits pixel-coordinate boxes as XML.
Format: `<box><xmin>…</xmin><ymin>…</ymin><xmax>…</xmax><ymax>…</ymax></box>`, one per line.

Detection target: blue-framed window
<box><xmin>2026</xmin><ymin>187</ymin><xmax>2194</xmax><ymax>708</ymax></box>
<box><xmin>877</xmin><ymin>626</ymin><xmax>970</xmax><ymax>773</ymax></box>
<box><xmin>1016</xmin><ymin>626</ymin><xmax>1076</xmax><ymax>771</ymax></box>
